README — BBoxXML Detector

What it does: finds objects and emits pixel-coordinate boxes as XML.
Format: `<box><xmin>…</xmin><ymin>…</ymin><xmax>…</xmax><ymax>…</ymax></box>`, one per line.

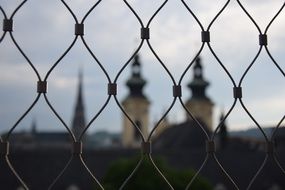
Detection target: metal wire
<box><xmin>0</xmin><ymin>0</ymin><xmax>284</xmax><ymax>189</ymax></box>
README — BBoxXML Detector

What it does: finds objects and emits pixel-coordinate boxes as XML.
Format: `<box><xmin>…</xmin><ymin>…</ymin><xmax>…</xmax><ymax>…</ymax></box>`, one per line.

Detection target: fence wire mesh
<box><xmin>0</xmin><ymin>0</ymin><xmax>285</xmax><ymax>189</ymax></box>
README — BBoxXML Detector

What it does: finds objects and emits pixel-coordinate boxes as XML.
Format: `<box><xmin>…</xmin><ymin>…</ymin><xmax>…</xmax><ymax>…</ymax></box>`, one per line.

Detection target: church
<box><xmin>6</xmin><ymin>70</ymin><xmax>89</xmax><ymax>149</ymax></box>
<box><xmin>6</xmin><ymin>54</ymin><xmax>219</xmax><ymax>150</ymax></box>
<box><xmin>1</xmin><ymin>55</ymin><xmax>285</xmax><ymax>190</ymax></box>
<box><xmin>121</xmin><ymin>55</ymin><xmax>215</xmax><ymax>149</ymax></box>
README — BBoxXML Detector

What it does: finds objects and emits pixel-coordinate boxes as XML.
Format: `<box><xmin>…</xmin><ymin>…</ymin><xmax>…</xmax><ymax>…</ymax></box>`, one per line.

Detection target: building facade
<box><xmin>122</xmin><ymin>55</ymin><xmax>150</xmax><ymax>148</ymax></box>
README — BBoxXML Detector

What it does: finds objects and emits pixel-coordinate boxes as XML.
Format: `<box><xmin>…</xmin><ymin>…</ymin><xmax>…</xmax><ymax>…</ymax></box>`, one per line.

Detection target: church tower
<box><xmin>185</xmin><ymin>56</ymin><xmax>214</xmax><ymax>130</ymax></box>
<box><xmin>122</xmin><ymin>55</ymin><xmax>150</xmax><ymax>148</ymax></box>
<box><xmin>71</xmin><ymin>70</ymin><xmax>86</xmax><ymax>141</ymax></box>
<box><xmin>218</xmin><ymin>111</ymin><xmax>228</xmax><ymax>149</ymax></box>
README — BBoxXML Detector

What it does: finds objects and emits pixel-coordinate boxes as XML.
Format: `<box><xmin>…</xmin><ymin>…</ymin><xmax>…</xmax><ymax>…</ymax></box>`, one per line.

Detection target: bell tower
<box><xmin>185</xmin><ymin>57</ymin><xmax>214</xmax><ymax>130</ymax></box>
<box><xmin>122</xmin><ymin>55</ymin><xmax>150</xmax><ymax>148</ymax></box>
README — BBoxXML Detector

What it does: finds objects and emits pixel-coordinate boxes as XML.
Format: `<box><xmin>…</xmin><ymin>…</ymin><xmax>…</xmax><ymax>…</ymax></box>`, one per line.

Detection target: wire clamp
<box><xmin>233</xmin><ymin>87</ymin><xmax>242</xmax><ymax>99</ymax></box>
<box><xmin>141</xmin><ymin>141</ymin><xmax>152</xmax><ymax>155</ymax></box>
<box><xmin>266</xmin><ymin>141</ymin><xmax>274</xmax><ymax>154</ymax></box>
<box><xmin>173</xmin><ymin>85</ymin><xmax>182</xmax><ymax>97</ymax></box>
<box><xmin>259</xmin><ymin>34</ymin><xmax>267</xmax><ymax>46</ymax></box>
<box><xmin>201</xmin><ymin>31</ymin><xmax>210</xmax><ymax>42</ymax></box>
<box><xmin>108</xmin><ymin>83</ymin><xmax>117</xmax><ymax>95</ymax></box>
<box><xmin>37</xmin><ymin>81</ymin><xmax>47</xmax><ymax>93</ymax></box>
<box><xmin>72</xmin><ymin>141</ymin><xmax>82</xmax><ymax>155</ymax></box>
<box><xmin>75</xmin><ymin>23</ymin><xmax>84</xmax><ymax>36</ymax></box>
<box><xmin>206</xmin><ymin>141</ymin><xmax>216</xmax><ymax>153</ymax></box>
<box><xmin>3</xmin><ymin>19</ymin><xmax>13</xmax><ymax>32</ymax></box>
<box><xmin>141</xmin><ymin>27</ymin><xmax>150</xmax><ymax>39</ymax></box>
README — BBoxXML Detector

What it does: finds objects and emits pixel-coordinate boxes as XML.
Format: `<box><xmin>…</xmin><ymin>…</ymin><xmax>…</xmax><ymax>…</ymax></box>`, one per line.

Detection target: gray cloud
<box><xmin>0</xmin><ymin>0</ymin><xmax>284</xmax><ymax>134</ymax></box>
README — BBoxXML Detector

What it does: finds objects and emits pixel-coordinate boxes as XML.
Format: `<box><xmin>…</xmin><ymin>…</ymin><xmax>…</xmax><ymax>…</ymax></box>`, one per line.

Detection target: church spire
<box><xmin>72</xmin><ymin>69</ymin><xmax>86</xmax><ymax>140</ymax></box>
<box><xmin>185</xmin><ymin>56</ymin><xmax>214</xmax><ymax>130</ymax></box>
<box><xmin>219</xmin><ymin>111</ymin><xmax>228</xmax><ymax>149</ymax></box>
<box><xmin>122</xmin><ymin>54</ymin><xmax>150</xmax><ymax>147</ymax></box>
<box><xmin>126</xmin><ymin>54</ymin><xmax>147</xmax><ymax>98</ymax></box>
<box><xmin>187</xmin><ymin>56</ymin><xmax>210</xmax><ymax>100</ymax></box>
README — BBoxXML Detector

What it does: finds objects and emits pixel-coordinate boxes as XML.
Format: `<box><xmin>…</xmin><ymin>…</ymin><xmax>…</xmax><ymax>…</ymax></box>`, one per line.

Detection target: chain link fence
<box><xmin>1</xmin><ymin>0</ymin><xmax>285</xmax><ymax>189</ymax></box>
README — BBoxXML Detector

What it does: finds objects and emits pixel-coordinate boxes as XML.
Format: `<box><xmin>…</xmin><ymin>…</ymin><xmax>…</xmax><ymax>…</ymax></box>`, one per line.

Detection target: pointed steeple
<box><xmin>219</xmin><ymin>111</ymin><xmax>228</xmax><ymax>149</ymax></box>
<box><xmin>72</xmin><ymin>69</ymin><xmax>86</xmax><ymax>140</ymax></box>
<box><xmin>126</xmin><ymin>54</ymin><xmax>147</xmax><ymax>98</ymax></box>
<box><xmin>187</xmin><ymin>56</ymin><xmax>210</xmax><ymax>100</ymax></box>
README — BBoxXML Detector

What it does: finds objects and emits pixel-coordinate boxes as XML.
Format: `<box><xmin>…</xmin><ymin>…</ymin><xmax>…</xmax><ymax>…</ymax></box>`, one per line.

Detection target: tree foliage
<box><xmin>103</xmin><ymin>156</ymin><xmax>212</xmax><ymax>190</ymax></box>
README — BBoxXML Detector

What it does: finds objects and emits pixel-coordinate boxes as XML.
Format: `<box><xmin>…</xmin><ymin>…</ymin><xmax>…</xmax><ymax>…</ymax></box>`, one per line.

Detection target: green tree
<box><xmin>103</xmin><ymin>156</ymin><xmax>212</xmax><ymax>190</ymax></box>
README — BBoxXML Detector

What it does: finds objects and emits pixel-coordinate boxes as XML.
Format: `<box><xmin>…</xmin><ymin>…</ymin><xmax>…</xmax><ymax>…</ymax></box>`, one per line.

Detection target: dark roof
<box><xmin>8</xmin><ymin>131</ymin><xmax>71</xmax><ymax>142</ymax></box>
<box><xmin>153</xmin><ymin>120</ymin><xmax>211</xmax><ymax>150</ymax></box>
<box><xmin>2</xmin><ymin>146</ymin><xmax>285</xmax><ymax>190</ymax></box>
<box><xmin>273</xmin><ymin>127</ymin><xmax>285</xmax><ymax>139</ymax></box>
<box><xmin>2</xmin><ymin>125</ymin><xmax>285</xmax><ymax>189</ymax></box>
<box><xmin>0</xmin><ymin>148</ymin><xmax>136</xmax><ymax>190</ymax></box>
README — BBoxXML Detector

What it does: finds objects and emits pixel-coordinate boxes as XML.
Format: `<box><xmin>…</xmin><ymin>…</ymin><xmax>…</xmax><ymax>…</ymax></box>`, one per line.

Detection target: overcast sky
<box><xmin>0</xmin><ymin>0</ymin><xmax>284</xmax><ymax>135</ymax></box>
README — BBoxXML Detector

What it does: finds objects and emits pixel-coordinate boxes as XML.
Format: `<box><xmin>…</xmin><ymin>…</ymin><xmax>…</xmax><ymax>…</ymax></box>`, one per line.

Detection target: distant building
<box><xmin>6</xmin><ymin>69</ymin><xmax>119</xmax><ymax>149</ymax></box>
<box><xmin>122</xmin><ymin>55</ymin><xmax>150</xmax><ymax>148</ymax></box>
<box><xmin>153</xmin><ymin>57</ymin><xmax>214</xmax><ymax>150</ymax></box>
<box><xmin>86</xmin><ymin>130</ymin><xmax>121</xmax><ymax>148</ymax></box>
<box><xmin>121</xmin><ymin>56</ymin><xmax>214</xmax><ymax>147</ymax></box>
<box><xmin>185</xmin><ymin>56</ymin><xmax>214</xmax><ymax>130</ymax></box>
<box><xmin>154</xmin><ymin>56</ymin><xmax>214</xmax><ymax>144</ymax></box>
<box><xmin>153</xmin><ymin>119</ymin><xmax>210</xmax><ymax>150</ymax></box>
<box><xmin>1</xmin><ymin>56</ymin><xmax>284</xmax><ymax>190</ymax></box>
